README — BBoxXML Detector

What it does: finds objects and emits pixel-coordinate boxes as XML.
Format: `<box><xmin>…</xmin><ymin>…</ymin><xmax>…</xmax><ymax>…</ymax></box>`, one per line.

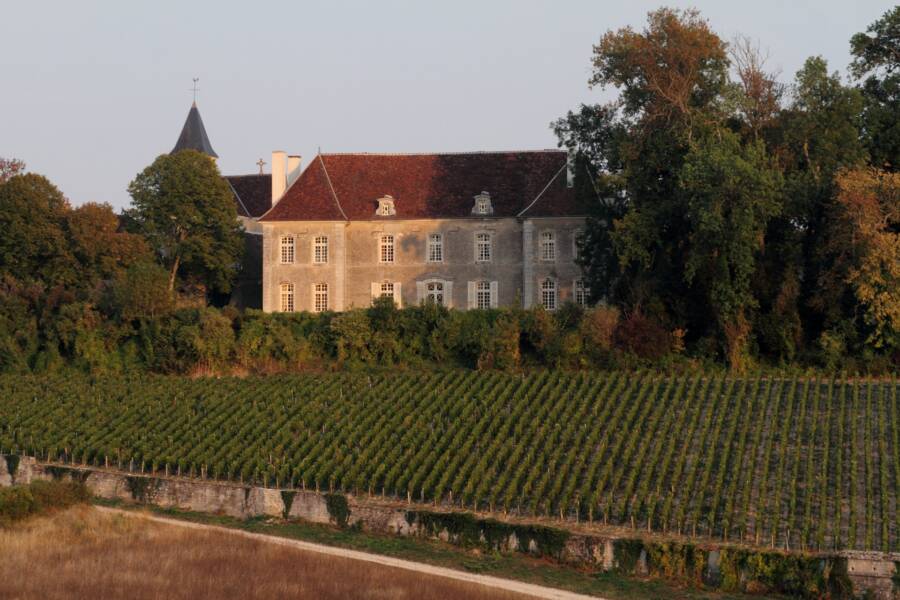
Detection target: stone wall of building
<box><xmin>261</xmin><ymin>216</ymin><xmax>585</xmax><ymax>312</ymax></box>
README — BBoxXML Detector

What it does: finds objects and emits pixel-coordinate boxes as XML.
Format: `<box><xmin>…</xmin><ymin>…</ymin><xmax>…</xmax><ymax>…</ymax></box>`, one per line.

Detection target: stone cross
<box><xmin>256</xmin><ymin>158</ymin><xmax>266</xmax><ymax>175</ymax></box>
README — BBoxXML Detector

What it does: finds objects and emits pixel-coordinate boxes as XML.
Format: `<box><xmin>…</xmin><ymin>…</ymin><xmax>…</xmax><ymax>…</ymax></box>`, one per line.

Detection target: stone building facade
<box><xmin>168</xmin><ymin>102</ymin><xmax>586</xmax><ymax>312</ymax></box>
<box><xmin>258</xmin><ymin>151</ymin><xmax>586</xmax><ymax>312</ymax></box>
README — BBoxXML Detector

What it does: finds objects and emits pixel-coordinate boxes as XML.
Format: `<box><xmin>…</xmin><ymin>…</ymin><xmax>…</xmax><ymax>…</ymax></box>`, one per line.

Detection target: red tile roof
<box><xmin>259</xmin><ymin>150</ymin><xmax>579</xmax><ymax>222</ymax></box>
<box><xmin>226</xmin><ymin>174</ymin><xmax>272</xmax><ymax>218</ymax></box>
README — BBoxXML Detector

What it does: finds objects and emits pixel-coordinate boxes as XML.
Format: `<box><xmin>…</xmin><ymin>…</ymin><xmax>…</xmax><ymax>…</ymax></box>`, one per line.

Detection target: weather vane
<box><xmin>256</xmin><ymin>158</ymin><xmax>266</xmax><ymax>174</ymax></box>
<box><xmin>190</xmin><ymin>78</ymin><xmax>200</xmax><ymax>104</ymax></box>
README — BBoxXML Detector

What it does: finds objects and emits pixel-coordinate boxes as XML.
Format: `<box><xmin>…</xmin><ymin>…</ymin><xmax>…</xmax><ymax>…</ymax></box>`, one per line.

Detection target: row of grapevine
<box><xmin>0</xmin><ymin>372</ymin><xmax>897</xmax><ymax>551</ymax></box>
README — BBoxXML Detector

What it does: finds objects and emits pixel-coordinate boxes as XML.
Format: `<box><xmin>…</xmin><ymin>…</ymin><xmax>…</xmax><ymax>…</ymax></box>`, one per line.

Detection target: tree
<box><xmin>103</xmin><ymin>261</ymin><xmax>173</xmax><ymax>322</ymax></box>
<box><xmin>729</xmin><ymin>36</ymin><xmax>784</xmax><ymax>140</ymax></box>
<box><xmin>126</xmin><ymin>150</ymin><xmax>243</xmax><ymax>294</ymax></box>
<box><xmin>0</xmin><ymin>173</ymin><xmax>77</xmax><ymax>286</ymax></box>
<box><xmin>676</xmin><ymin>130</ymin><xmax>783</xmax><ymax>367</ymax></box>
<box><xmin>591</xmin><ymin>7</ymin><xmax>729</xmax><ymax>130</ymax></box>
<box><xmin>850</xmin><ymin>6</ymin><xmax>900</xmax><ymax>170</ymax></box>
<box><xmin>552</xmin><ymin>104</ymin><xmax>628</xmax><ymax>302</ymax></box>
<box><xmin>0</xmin><ymin>157</ymin><xmax>25</xmax><ymax>184</ymax></box>
<box><xmin>821</xmin><ymin>168</ymin><xmax>900</xmax><ymax>353</ymax></box>
<box><xmin>66</xmin><ymin>202</ymin><xmax>151</xmax><ymax>288</ymax></box>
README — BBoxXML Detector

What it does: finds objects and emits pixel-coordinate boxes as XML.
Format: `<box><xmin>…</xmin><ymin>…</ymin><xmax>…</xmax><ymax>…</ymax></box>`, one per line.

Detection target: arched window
<box><xmin>379</xmin><ymin>235</ymin><xmax>395</xmax><ymax>263</ymax></box>
<box><xmin>313</xmin><ymin>236</ymin><xmax>328</xmax><ymax>264</ymax></box>
<box><xmin>540</xmin><ymin>231</ymin><xmax>556</xmax><ymax>261</ymax></box>
<box><xmin>280</xmin><ymin>236</ymin><xmax>295</xmax><ymax>264</ymax></box>
<box><xmin>313</xmin><ymin>283</ymin><xmax>328</xmax><ymax>312</ymax></box>
<box><xmin>475</xmin><ymin>232</ymin><xmax>492</xmax><ymax>263</ymax></box>
<box><xmin>540</xmin><ymin>278</ymin><xmax>557</xmax><ymax>311</ymax></box>
<box><xmin>280</xmin><ymin>283</ymin><xmax>295</xmax><ymax>312</ymax></box>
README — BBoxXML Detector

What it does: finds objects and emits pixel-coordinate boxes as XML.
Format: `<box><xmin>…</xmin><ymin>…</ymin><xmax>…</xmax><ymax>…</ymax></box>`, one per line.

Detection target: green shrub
<box><xmin>0</xmin><ymin>480</ymin><xmax>90</xmax><ymax>527</ymax></box>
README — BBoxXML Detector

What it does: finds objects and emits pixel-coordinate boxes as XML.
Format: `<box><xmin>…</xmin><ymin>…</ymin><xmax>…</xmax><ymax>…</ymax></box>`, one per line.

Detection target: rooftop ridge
<box><xmin>320</xmin><ymin>149</ymin><xmax>565</xmax><ymax>157</ymax></box>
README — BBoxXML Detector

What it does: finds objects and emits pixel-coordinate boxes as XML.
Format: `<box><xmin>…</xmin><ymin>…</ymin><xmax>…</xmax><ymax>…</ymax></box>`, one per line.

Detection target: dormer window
<box><xmin>376</xmin><ymin>195</ymin><xmax>396</xmax><ymax>216</ymax></box>
<box><xmin>472</xmin><ymin>191</ymin><xmax>493</xmax><ymax>215</ymax></box>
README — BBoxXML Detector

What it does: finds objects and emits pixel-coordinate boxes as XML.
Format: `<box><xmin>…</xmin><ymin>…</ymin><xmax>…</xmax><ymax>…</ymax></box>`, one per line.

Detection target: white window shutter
<box><xmin>371</xmin><ymin>282</ymin><xmax>379</xmax><ymax>303</ymax></box>
<box><xmin>416</xmin><ymin>281</ymin><xmax>426</xmax><ymax>304</ymax></box>
<box><xmin>445</xmin><ymin>281</ymin><xmax>454</xmax><ymax>308</ymax></box>
<box><xmin>490</xmin><ymin>281</ymin><xmax>499</xmax><ymax>308</ymax></box>
<box><xmin>393</xmin><ymin>282</ymin><xmax>402</xmax><ymax>308</ymax></box>
<box><xmin>467</xmin><ymin>281</ymin><xmax>476</xmax><ymax>309</ymax></box>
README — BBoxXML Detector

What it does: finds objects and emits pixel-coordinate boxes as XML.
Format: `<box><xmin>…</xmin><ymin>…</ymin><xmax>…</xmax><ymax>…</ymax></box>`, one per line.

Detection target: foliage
<box><xmin>126</xmin><ymin>150</ymin><xmax>243</xmax><ymax>295</ymax></box>
<box><xmin>0</xmin><ymin>157</ymin><xmax>25</xmax><ymax>184</ymax></box>
<box><xmin>555</xmin><ymin>6</ymin><xmax>899</xmax><ymax>370</ymax></box>
<box><xmin>0</xmin><ymin>174</ymin><xmax>77</xmax><ymax>287</ymax></box>
<box><xmin>324</xmin><ymin>493</ymin><xmax>350</xmax><ymax>528</ymax></box>
<box><xmin>1</xmin><ymin>373</ymin><xmax>897</xmax><ymax>552</ymax></box>
<box><xmin>0</xmin><ymin>479</ymin><xmax>90</xmax><ymax>527</ymax></box>
<box><xmin>822</xmin><ymin>168</ymin><xmax>900</xmax><ymax>351</ymax></box>
<box><xmin>406</xmin><ymin>510</ymin><xmax>569</xmax><ymax>557</ymax></box>
<box><xmin>850</xmin><ymin>6</ymin><xmax>900</xmax><ymax>170</ymax></box>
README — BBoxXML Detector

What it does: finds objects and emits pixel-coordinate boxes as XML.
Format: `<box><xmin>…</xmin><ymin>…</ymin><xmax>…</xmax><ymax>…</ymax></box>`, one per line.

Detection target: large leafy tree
<box><xmin>821</xmin><ymin>168</ymin><xmax>900</xmax><ymax>352</ymax></box>
<box><xmin>66</xmin><ymin>202</ymin><xmax>151</xmax><ymax>289</ymax></box>
<box><xmin>0</xmin><ymin>173</ymin><xmax>77</xmax><ymax>286</ymax></box>
<box><xmin>676</xmin><ymin>131</ymin><xmax>783</xmax><ymax>366</ymax></box>
<box><xmin>126</xmin><ymin>150</ymin><xmax>243</xmax><ymax>294</ymax></box>
<box><xmin>850</xmin><ymin>6</ymin><xmax>900</xmax><ymax>170</ymax></box>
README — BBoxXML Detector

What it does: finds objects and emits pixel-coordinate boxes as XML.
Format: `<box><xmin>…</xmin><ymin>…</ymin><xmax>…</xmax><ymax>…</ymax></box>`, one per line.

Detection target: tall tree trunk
<box><xmin>168</xmin><ymin>254</ymin><xmax>181</xmax><ymax>292</ymax></box>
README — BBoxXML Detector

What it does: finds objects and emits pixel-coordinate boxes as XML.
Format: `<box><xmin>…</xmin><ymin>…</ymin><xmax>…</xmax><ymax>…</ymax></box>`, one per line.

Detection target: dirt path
<box><xmin>95</xmin><ymin>506</ymin><xmax>603</xmax><ymax>600</ymax></box>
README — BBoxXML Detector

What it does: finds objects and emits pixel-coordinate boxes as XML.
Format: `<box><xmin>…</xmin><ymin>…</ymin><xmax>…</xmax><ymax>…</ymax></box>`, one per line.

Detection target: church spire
<box><xmin>171</xmin><ymin>102</ymin><xmax>218</xmax><ymax>158</ymax></box>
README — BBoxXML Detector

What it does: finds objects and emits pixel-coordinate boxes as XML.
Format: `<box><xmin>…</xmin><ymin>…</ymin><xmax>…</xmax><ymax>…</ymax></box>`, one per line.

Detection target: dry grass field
<box><xmin>0</xmin><ymin>506</ymin><xmax>535</xmax><ymax>600</ymax></box>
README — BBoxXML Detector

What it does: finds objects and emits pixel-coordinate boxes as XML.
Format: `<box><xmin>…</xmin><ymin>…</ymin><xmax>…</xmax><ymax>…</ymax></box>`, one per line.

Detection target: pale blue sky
<box><xmin>0</xmin><ymin>0</ymin><xmax>890</xmax><ymax>209</ymax></box>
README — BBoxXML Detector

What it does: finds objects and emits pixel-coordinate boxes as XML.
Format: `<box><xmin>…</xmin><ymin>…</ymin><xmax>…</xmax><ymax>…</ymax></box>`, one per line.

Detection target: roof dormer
<box><xmin>376</xmin><ymin>195</ymin><xmax>396</xmax><ymax>216</ymax></box>
<box><xmin>472</xmin><ymin>191</ymin><xmax>493</xmax><ymax>215</ymax></box>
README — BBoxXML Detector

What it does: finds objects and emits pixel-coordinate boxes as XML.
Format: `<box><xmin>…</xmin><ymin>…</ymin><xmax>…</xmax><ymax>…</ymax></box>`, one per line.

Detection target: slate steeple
<box><xmin>171</xmin><ymin>102</ymin><xmax>218</xmax><ymax>158</ymax></box>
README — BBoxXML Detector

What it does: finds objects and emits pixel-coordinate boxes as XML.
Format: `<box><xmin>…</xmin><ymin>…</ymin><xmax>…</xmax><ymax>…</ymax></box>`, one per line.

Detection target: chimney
<box><xmin>271</xmin><ymin>150</ymin><xmax>287</xmax><ymax>204</ymax></box>
<box><xmin>287</xmin><ymin>155</ymin><xmax>302</xmax><ymax>187</ymax></box>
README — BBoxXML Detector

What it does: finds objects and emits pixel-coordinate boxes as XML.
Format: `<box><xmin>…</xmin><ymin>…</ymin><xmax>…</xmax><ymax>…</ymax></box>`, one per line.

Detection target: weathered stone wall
<box><xmin>3</xmin><ymin>458</ymin><xmax>897</xmax><ymax>599</ymax></box>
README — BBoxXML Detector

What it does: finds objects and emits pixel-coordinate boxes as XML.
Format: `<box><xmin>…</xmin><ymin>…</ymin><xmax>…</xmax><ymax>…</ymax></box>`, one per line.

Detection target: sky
<box><xmin>0</xmin><ymin>0</ymin><xmax>890</xmax><ymax>209</ymax></box>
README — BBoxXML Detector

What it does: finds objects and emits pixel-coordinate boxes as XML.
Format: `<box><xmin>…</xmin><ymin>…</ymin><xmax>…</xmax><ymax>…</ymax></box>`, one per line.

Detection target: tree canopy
<box><xmin>126</xmin><ymin>150</ymin><xmax>243</xmax><ymax>295</ymax></box>
<box><xmin>557</xmin><ymin>6</ymin><xmax>899</xmax><ymax>369</ymax></box>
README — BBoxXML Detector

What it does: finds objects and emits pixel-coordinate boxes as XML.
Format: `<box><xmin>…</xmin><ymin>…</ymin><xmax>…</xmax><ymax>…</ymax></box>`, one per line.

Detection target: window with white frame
<box><xmin>373</xmin><ymin>281</ymin><xmax>401</xmax><ymax>307</ymax></box>
<box><xmin>376</xmin><ymin>196</ymin><xmax>396</xmax><ymax>216</ymax></box>
<box><xmin>572</xmin><ymin>229</ymin><xmax>583</xmax><ymax>260</ymax></box>
<box><xmin>574</xmin><ymin>279</ymin><xmax>588</xmax><ymax>307</ymax></box>
<box><xmin>280</xmin><ymin>282</ymin><xmax>295</xmax><ymax>312</ymax></box>
<box><xmin>313</xmin><ymin>283</ymin><xmax>328</xmax><ymax>312</ymax></box>
<box><xmin>280</xmin><ymin>236</ymin><xmax>295</xmax><ymax>264</ymax></box>
<box><xmin>472</xmin><ymin>191</ymin><xmax>493</xmax><ymax>215</ymax></box>
<box><xmin>540</xmin><ymin>278</ymin><xmax>557</xmax><ymax>310</ymax></box>
<box><xmin>425</xmin><ymin>281</ymin><xmax>444</xmax><ymax>305</ymax></box>
<box><xmin>540</xmin><ymin>231</ymin><xmax>556</xmax><ymax>261</ymax></box>
<box><xmin>379</xmin><ymin>234</ymin><xmax>395</xmax><ymax>263</ymax></box>
<box><xmin>475</xmin><ymin>232</ymin><xmax>492</xmax><ymax>263</ymax></box>
<box><xmin>313</xmin><ymin>236</ymin><xmax>328</xmax><ymax>264</ymax></box>
<box><xmin>427</xmin><ymin>233</ymin><xmax>443</xmax><ymax>263</ymax></box>
<box><xmin>476</xmin><ymin>281</ymin><xmax>492</xmax><ymax>310</ymax></box>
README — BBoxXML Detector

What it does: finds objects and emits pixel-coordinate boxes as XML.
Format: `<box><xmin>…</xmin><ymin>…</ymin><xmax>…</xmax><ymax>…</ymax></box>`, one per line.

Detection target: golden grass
<box><xmin>0</xmin><ymin>506</ymin><xmax>534</xmax><ymax>600</ymax></box>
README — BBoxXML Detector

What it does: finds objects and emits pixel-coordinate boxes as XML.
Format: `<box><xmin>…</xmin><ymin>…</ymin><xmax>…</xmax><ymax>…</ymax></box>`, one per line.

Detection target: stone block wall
<box><xmin>2</xmin><ymin>457</ymin><xmax>897</xmax><ymax>599</ymax></box>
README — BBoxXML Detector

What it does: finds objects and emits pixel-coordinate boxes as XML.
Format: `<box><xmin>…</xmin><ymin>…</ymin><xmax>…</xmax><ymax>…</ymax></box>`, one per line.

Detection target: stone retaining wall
<box><xmin>2</xmin><ymin>457</ymin><xmax>896</xmax><ymax>599</ymax></box>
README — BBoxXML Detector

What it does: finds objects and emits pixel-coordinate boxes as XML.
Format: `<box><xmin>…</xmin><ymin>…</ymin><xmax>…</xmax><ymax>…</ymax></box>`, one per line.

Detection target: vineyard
<box><xmin>0</xmin><ymin>372</ymin><xmax>897</xmax><ymax>553</ymax></box>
